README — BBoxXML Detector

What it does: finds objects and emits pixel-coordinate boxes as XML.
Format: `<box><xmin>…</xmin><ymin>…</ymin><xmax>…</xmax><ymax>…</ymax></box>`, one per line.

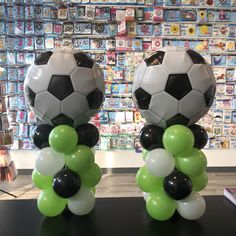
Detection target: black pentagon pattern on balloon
<box><xmin>204</xmin><ymin>85</ymin><xmax>216</xmax><ymax>107</ymax></box>
<box><xmin>87</xmin><ymin>88</ymin><xmax>103</xmax><ymax>109</ymax></box>
<box><xmin>145</xmin><ymin>51</ymin><xmax>165</xmax><ymax>66</ymax></box>
<box><xmin>34</xmin><ymin>51</ymin><xmax>53</xmax><ymax>65</ymax></box>
<box><xmin>166</xmin><ymin>114</ymin><xmax>189</xmax><ymax>127</ymax></box>
<box><xmin>25</xmin><ymin>86</ymin><xmax>36</xmax><ymax>107</ymax></box>
<box><xmin>51</xmin><ymin>113</ymin><xmax>74</xmax><ymax>127</ymax></box>
<box><xmin>74</xmin><ymin>52</ymin><xmax>94</xmax><ymax>68</ymax></box>
<box><xmin>134</xmin><ymin>88</ymin><xmax>151</xmax><ymax>110</ymax></box>
<box><xmin>187</xmin><ymin>49</ymin><xmax>206</xmax><ymax>64</ymax></box>
<box><xmin>48</xmin><ymin>75</ymin><xmax>74</xmax><ymax>101</ymax></box>
<box><xmin>165</xmin><ymin>74</ymin><xmax>192</xmax><ymax>100</ymax></box>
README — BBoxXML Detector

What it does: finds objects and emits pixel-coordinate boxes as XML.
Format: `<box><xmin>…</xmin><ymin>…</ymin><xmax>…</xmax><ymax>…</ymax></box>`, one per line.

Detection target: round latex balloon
<box><xmin>191</xmin><ymin>171</ymin><xmax>208</xmax><ymax>192</ymax></box>
<box><xmin>75</xmin><ymin>123</ymin><xmax>99</xmax><ymax>148</ymax></box>
<box><xmin>188</xmin><ymin>124</ymin><xmax>208</xmax><ymax>149</ymax></box>
<box><xmin>24</xmin><ymin>48</ymin><xmax>105</xmax><ymax>127</ymax></box>
<box><xmin>143</xmin><ymin>192</ymin><xmax>150</xmax><ymax>202</ymax></box>
<box><xmin>65</xmin><ymin>145</ymin><xmax>94</xmax><ymax>175</ymax></box>
<box><xmin>136</xmin><ymin>166</ymin><xmax>163</xmax><ymax>193</ymax></box>
<box><xmin>139</xmin><ymin>124</ymin><xmax>164</xmax><ymax>151</ymax></box>
<box><xmin>142</xmin><ymin>149</ymin><xmax>149</xmax><ymax>161</ymax></box>
<box><xmin>37</xmin><ymin>188</ymin><xmax>67</xmax><ymax>217</ymax></box>
<box><xmin>32</xmin><ymin>169</ymin><xmax>53</xmax><ymax>190</ymax></box>
<box><xmin>177</xmin><ymin>192</ymin><xmax>206</xmax><ymax>220</ymax></box>
<box><xmin>164</xmin><ymin>170</ymin><xmax>192</xmax><ymax>200</ymax></box>
<box><xmin>163</xmin><ymin>125</ymin><xmax>194</xmax><ymax>156</ymax></box>
<box><xmin>146</xmin><ymin>190</ymin><xmax>177</xmax><ymax>221</ymax></box>
<box><xmin>35</xmin><ymin>147</ymin><xmax>65</xmax><ymax>176</ymax></box>
<box><xmin>49</xmin><ymin>125</ymin><xmax>78</xmax><ymax>153</ymax></box>
<box><xmin>175</xmin><ymin>148</ymin><xmax>207</xmax><ymax>177</ymax></box>
<box><xmin>33</xmin><ymin>124</ymin><xmax>54</xmax><ymax>149</ymax></box>
<box><xmin>80</xmin><ymin>163</ymin><xmax>102</xmax><ymax>188</ymax></box>
<box><xmin>67</xmin><ymin>186</ymin><xmax>95</xmax><ymax>215</ymax></box>
<box><xmin>145</xmin><ymin>149</ymin><xmax>175</xmax><ymax>177</ymax></box>
<box><xmin>52</xmin><ymin>169</ymin><xmax>81</xmax><ymax>198</ymax></box>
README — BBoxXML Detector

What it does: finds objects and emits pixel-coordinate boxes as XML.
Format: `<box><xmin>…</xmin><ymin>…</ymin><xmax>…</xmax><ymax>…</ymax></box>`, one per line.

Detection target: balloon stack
<box><xmin>133</xmin><ymin>46</ymin><xmax>216</xmax><ymax>221</ymax></box>
<box><xmin>24</xmin><ymin>48</ymin><xmax>104</xmax><ymax>217</ymax></box>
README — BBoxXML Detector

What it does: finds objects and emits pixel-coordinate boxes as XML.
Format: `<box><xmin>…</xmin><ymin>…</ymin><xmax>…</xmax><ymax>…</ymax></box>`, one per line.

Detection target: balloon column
<box><xmin>24</xmin><ymin>48</ymin><xmax>104</xmax><ymax>217</ymax></box>
<box><xmin>133</xmin><ymin>46</ymin><xmax>216</xmax><ymax>221</ymax></box>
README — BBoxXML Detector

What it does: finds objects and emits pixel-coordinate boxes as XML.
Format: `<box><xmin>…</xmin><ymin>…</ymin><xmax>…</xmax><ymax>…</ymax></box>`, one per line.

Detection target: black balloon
<box><xmin>52</xmin><ymin>169</ymin><xmax>81</xmax><ymax>198</ymax></box>
<box><xmin>164</xmin><ymin>170</ymin><xmax>192</xmax><ymax>200</ymax></box>
<box><xmin>75</xmin><ymin>123</ymin><xmax>99</xmax><ymax>148</ymax></box>
<box><xmin>189</xmin><ymin>124</ymin><xmax>208</xmax><ymax>149</ymax></box>
<box><xmin>139</xmin><ymin>124</ymin><xmax>164</xmax><ymax>151</ymax></box>
<box><xmin>33</xmin><ymin>124</ymin><xmax>54</xmax><ymax>149</ymax></box>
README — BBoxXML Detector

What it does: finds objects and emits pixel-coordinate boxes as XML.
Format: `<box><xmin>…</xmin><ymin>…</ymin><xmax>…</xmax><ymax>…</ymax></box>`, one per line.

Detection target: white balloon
<box><xmin>68</xmin><ymin>186</ymin><xmax>95</xmax><ymax>216</ymax></box>
<box><xmin>143</xmin><ymin>192</ymin><xmax>150</xmax><ymax>202</ymax></box>
<box><xmin>145</xmin><ymin>149</ymin><xmax>175</xmax><ymax>177</ymax></box>
<box><xmin>177</xmin><ymin>192</ymin><xmax>206</xmax><ymax>220</ymax></box>
<box><xmin>35</xmin><ymin>147</ymin><xmax>65</xmax><ymax>176</ymax></box>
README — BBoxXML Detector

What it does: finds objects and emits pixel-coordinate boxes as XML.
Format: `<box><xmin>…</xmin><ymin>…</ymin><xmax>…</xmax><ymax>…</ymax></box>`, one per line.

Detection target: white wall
<box><xmin>10</xmin><ymin>149</ymin><xmax>236</xmax><ymax>169</ymax></box>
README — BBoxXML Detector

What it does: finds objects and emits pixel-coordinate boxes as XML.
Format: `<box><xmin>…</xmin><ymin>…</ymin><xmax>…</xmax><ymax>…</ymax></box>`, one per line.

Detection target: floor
<box><xmin>1</xmin><ymin>172</ymin><xmax>236</xmax><ymax>200</ymax></box>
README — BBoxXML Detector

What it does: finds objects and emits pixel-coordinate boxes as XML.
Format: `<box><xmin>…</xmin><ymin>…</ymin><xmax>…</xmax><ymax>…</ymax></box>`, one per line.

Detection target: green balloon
<box><xmin>142</xmin><ymin>149</ymin><xmax>149</xmax><ymax>161</ymax></box>
<box><xmin>175</xmin><ymin>148</ymin><xmax>207</xmax><ymax>177</ymax></box>
<box><xmin>136</xmin><ymin>166</ymin><xmax>163</xmax><ymax>193</ymax></box>
<box><xmin>163</xmin><ymin>125</ymin><xmax>194</xmax><ymax>156</ymax></box>
<box><xmin>37</xmin><ymin>188</ymin><xmax>67</xmax><ymax>217</ymax></box>
<box><xmin>91</xmin><ymin>187</ymin><xmax>96</xmax><ymax>194</ymax></box>
<box><xmin>191</xmin><ymin>171</ymin><xmax>208</xmax><ymax>192</ymax></box>
<box><xmin>49</xmin><ymin>125</ymin><xmax>78</xmax><ymax>153</ymax></box>
<box><xmin>32</xmin><ymin>169</ymin><xmax>53</xmax><ymax>189</ymax></box>
<box><xmin>65</xmin><ymin>145</ymin><xmax>94</xmax><ymax>174</ymax></box>
<box><xmin>146</xmin><ymin>190</ymin><xmax>176</xmax><ymax>221</ymax></box>
<box><xmin>81</xmin><ymin>163</ymin><xmax>102</xmax><ymax>187</ymax></box>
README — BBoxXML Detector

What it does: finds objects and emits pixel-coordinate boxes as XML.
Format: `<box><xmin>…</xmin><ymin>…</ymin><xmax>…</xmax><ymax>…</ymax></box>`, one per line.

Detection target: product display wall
<box><xmin>0</xmin><ymin>0</ymin><xmax>236</xmax><ymax>150</ymax></box>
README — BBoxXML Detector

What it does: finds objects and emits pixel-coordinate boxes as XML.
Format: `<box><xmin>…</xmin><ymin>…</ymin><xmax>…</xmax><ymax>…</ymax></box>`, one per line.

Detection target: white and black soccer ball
<box><xmin>24</xmin><ymin>48</ymin><xmax>104</xmax><ymax>127</ymax></box>
<box><xmin>132</xmin><ymin>46</ymin><xmax>216</xmax><ymax>128</ymax></box>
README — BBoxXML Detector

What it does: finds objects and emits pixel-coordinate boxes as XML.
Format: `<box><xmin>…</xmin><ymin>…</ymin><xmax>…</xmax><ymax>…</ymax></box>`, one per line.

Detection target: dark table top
<box><xmin>0</xmin><ymin>196</ymin><xmax>235</xmax><ymax>236</ymax></box>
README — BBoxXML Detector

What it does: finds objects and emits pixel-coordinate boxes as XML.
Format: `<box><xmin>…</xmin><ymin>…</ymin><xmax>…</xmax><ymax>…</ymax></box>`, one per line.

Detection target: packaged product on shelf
<box><xmin>6</xmin><ymin>22</ymin><xmax>14</xmax><ymax>35</ymax></box>
<box><xmin>85</xmin><ymin>5</ymin><xmax>95</xmax><ymax>20</ymax></box>
<box><xmin>125</xmin><ymin>111</ymin><xmax>134</xmax><ymax>122</ymax></box>
<box><xmin>212</xmin><ymin>25</ymin><xmax>229</xmax><ymax>37</ymax></box>
<box><xmin>45</xmin><ymin>37</ymin><xmax>54</xmax><ymax>49</ymax></box>
<box><xmin>144</xmin><ymin>8</ymin><xmax>154</xmax><ymax>21</ymax></box>
<box><xmin>223</xmin><ymin>125</ymin><xmax>231</xmax><ymax>136</ymax></box>
<box><xmin>27</xmin><ymin>110</ymin><xmax>37</xmax><ymax>124</ymax></box>
<box><xmin>216</xmin><ymin>84</ymin><xmax>226</xmax><ymax>95</ymax></box>
<box><xmin>73</xmin><ymin>38</ymin><xmax>89</xmax><ymax>50</ymax></box>
<box><xmin>223</xmin><ymin>110</ymin><xmax>232</xmax><ymax>123</ymax></box>
<box><xmin>18</xmin><ymin>96</ymin><xmax>27</xmax><ymax>110</ymax></box>
<box><xmin>137</xmin><ymin>23</ymin><xmax>153</xmax><ymax>36</ymax></box>
<box><xmin>226</xmin><ymin>40</ymin><xmax>236</xmax><ymax>52</ymax></box>
<box><xmin>16</xmin><ymin>52</ymin><xmax>25</xmax><ymax>65</ymax></box>
<box><xmin>126</xmin><ymin>37</ymin><xmax>134</xmax><ymax>51</ymax></box>
<box><xmin>0</xmin><ymin>22</ymin><xmax>5</xmax><ymax>34</ymax></box>
<box><xmin>44</xmin><ymin>22</ymin><xmax>53</xmax><ymax>34</ymax></box>
<box><xmin>213</xmin><ymin>125</ymin><xmax>223</xmax><ymax>136</ymax></box>
<box><xmin>63</xmin><ymin>22</ymin><xmax>74</xmax><ymax>35</ymax></box>
<box><xmin>98</xmin><ymin>112</ymin><xmax>109</xmax><ymax>123</ymax></box>
<box><xmin>230</xmin><ymin>137</ymin><xmax>236</xmax><ymax>149</ymax></box>
<box><xmin>68</xmin><ymin>4</ymin><xmax>77</xmax><ymax>20</ymax></box>
<box><xmin>108</xmin><ymin>112</ymin><xmax>116</xmax><ymax>122</ymax></box>
<box><xmin>180</xmin><ymin>9</ymin><xmax>197</xmax><ymax>21</ymax></box>
<box><xmin>35</xmin><ymin>22</ymin><xmax>44</xmax><ymax>35</ymax></box>
<box><xmin>90</xmin><ymin>39</ymin><xmax>106</xmax><ymax>50</ymax></box>
<box><xmin>0</xmin><ymin>66</ymin><xmax>6</xmax><ymax>80</ymax></box>
<box><xmin>181</xmin><ymin>24</ymin><xmax>196</xmax><ymax>36</ymax></box>
<box><xmin>225</xmin><ymin>83</ymin><xmax>234</xmax><ymax>95</ymax></box>
<box><xmin>7</xmin><ymin>68</ymin><xmax>17</xmax><ymax>81</ymax></box>
<box><xmin>127</xmin><ymin>22</ymin><xmax>137</xmax><ymax>36</ymax></box>
<box><xmin>77</xmin><ymin>6</ymin><xmax>86</xmax><ymax>20</ymax></box>
<box><xmin>225</xmin><ymin>68</ymin><xmax>233</xmax><ymax>81</ymax></box>
<box><xmin>93</xmin><ymin>23</ymin><xmax>108</xmax><ymax>35</ymax></box>
<box><xmin>108</xmin><ymin>23</ymin><xmax>118</xmax><ymax>37</ymax></box>
<box><xmin>125</xmin><ymin>8</ymin><xmax>135</xmax><ymax>21</ymax></box>
<box><xmin>6</xmin><ymin>6</ymin><xmax>13</xmax><ymax>18</ymax></box>
<box><xmin>0</xmin><ymin>36</ymin><xmax>5</xmax><ymax>50</ymax></box>
<box><xmin>99</xmin><ymin>136</ymin><xmax>111</xmax><ymax>150</ymax></box>
<box><xmin>213</xmin><ymin>109</ymin><xmax>223</xmax><ymax>122</ymax></box>
<box><xmin>106</xmin><ymin>52</ymin><xmax>116</xmax><ymax>65</ymax></box>
<box><xmin>226</xmin><ymin>55</ymin><xmax>236</xmax><ymax>66</ymax></box>
<box><xmin>53</xmin><ymin>23</ymin><xmax>63</xmax><ymax>34</ymax></box>
<box><xmin>197</xmin><ymin>24</ymin><xmax>212</xmax><ymax>37</ymax></box>
<box><xmin>25</xmin><ymin>5</ymin><xmax>34</xmax><ymax>19</ymax></box>
<box><xmin>34</xmin><ymin>5</ymin><xmax>43</xmax><ymax>19</ymax></box>
<box><xmin>95</xmin><ymin>7</ymin><xmax>110</xmax><ymax>20</ymax></box>
<box><xmin>16</xmin><ymin>110</ymin><xmax>27</xmax><ymax>124</ymax></box>
<box><xmin>35</xmin><ymin>37</ymin><xmax>45</xmax><ymax>50</ymax></box>
<box><xmin>212</xmin><ymin>55</ymin><xmax>226</xmax><ymax>66</ymax></box>
<box><xmin>164</xmin><ymin>9</ymin><xmax>180</xmax><ymax>22</ymax></box>
<box><xmin>153</xmin><ymin>7</ymin><xmax>163</xmax><ymax>22</ymax></box>
<box><xmin>207</xmin><ymin>10</ymin><xmax>215</xmax><ymax>22</ymax></box>
<box><xmin>106</xmin><ymin>39</ymin><xmax>116</xmax><ymax>51</ymax></box>
<box><xmin>215</xmin><ymin>10</ymin><xmax>231</xmax><ymax>22</ymax></box>
<box><xmin>0</xmin><ymin>5</ymin><xmax>5</xmax><ymax>18</ymax></box>
<box><xmin>163</xmin><ymin>23</ymin><xmax>180</xmax><ymax>36</ymax></box>
<box><xmin>134</xmin><ymin>138</ymin><xmax>142</xmax><ymax>153</ymax></box>
<box><xmin>43</xmin><ymin>6</ymin><xmax>52</xmax><ymax>19</ymax></box>
<box><xmin>209</xmin><ymin>39</ymin><xmax>226</xmax><ymax>53</ymax></box>
<box><xmin>132</xmin><ymin>39</ymin><xmax>142</xmax><ymax>50</ymax></box>
<box><xmin>213</xmin><ymin>67</ymin><xmax>226</xmax><ymax>83</ymax></box>
<box><xmin>24</xmin><ymin>37</ymin><xmax>34</xmax><ymax>50</ymax></box>
<box><xmin>215</xmin><ymin>0</ymin><xmax>231</xmax><ymax>7</ymax></box>
<box><xmin>58</xmin><ymin>5</ymin><xmax>67</xmax><ymax>20</ymax></box>
<box><xmin>117</xmin><ymin>53</ymin><xmax>126</xmax><ymax>67</ymax></box>
<box><xmin>135</xmin><ymin>8</ymin><xmax>144</xmax><ymax>21</ymax></box>
<box><xmin>115</xmin><ymin>112</ymin><xmax>126</xmax><ymax>123</ymax></box>
<box><xmin>62</xmin><ymin>38</ymin><xmax>73</xmax><ymax>48</ymax></box>
<box><xmin>197</xmin><ymin>10</ymin><xmax>207</xmax><ymax>23</ymax></box>
<box><xmin>25</xmin><ymin>52</ymin><xmax>35</xmax><ymax>64</ymax></box>
<box><xmin>151</xmin><ymin>38</ymin><xmax>162</xmax><ymax>50</ymax></box>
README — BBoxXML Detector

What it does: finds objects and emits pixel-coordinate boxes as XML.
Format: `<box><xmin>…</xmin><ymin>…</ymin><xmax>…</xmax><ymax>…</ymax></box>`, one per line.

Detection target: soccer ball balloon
<box><xmin>24</xmin><ymin>48</ymin><xmax>104</xmax><ymax>127</ymax></box>
<box><xmin>132</xmin><ymin>46</ymin><xmax>216</xmax><ymax>128</ymax></box>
